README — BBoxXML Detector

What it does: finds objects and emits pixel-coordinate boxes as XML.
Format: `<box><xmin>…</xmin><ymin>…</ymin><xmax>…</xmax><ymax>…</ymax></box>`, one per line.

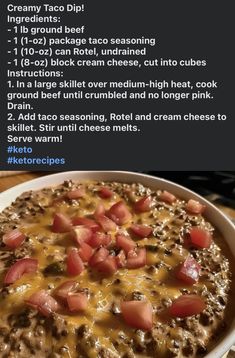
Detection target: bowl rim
<box><xmin>0</xmin><ymin>170</ymin><xmax>234</xmax><ymax>357</ymax></box>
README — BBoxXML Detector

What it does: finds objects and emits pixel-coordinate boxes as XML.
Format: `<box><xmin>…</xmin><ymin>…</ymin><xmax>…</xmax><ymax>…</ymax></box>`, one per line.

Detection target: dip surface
<box><xmin>0</xmin><ymin>180</ymin><xmax>234</xmax><ymax>358</ymax></box>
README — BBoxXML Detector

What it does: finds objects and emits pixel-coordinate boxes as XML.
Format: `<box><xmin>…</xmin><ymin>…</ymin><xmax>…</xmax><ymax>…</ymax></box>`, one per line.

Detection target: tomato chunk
<box><xmin>26</xmin><ymin>290</ymin><xmax>61</xmax><ymax>317</ymax></box>
<box><xmin>189</xmin><ymin>227</ymin><xmax>212</xmax><ymax>249</ymax></box>
<box><xmin>169</xmin><ymin>295</ymin><xmax>206</xmax><ymax>318</ymax></box>
<box><xmin>134</xmin><ymin>196</ymin><xmax>152</xmax><ymax>213</ymax></box>
<box><xmin>98</xmin><ymin>187</ymin><xmax>113</xmax><ymax>199</ymax></box>
<box><xmin>175</xmin><ymin>256</ymin><xmax>201</xmax><ymax>285</ymax></box>
<box><xmin>71</xmin><ymin>226</ymin><xmax>93</xmax><ymax>246</ymax></box>
<box><xmin>72</xmin><ymin>217</ymin><xmax>100</xmax><ymax>232</ymax></box>
<box><xmin>52</xmin><ymin>213</ymin><xmax>72</xmax><ymax>233</ymax></box>
<box><xmin>96</xmin><ymin>215</ymin><xmax>117</xmax><ymax>232</ymax></box>
<box><xmin>121</xmin><ymin>300</ymin><xmax>153</xmax><ymax>331</ymax></box>
<box><xmin>67</xmin><ymin>248</ymin><xmax>84</xmax><ymax>276</ymax></box>
<box><xmin>54</xmin><ymin>281</ymin><xmax>79</xmax><ymax>302</ymax></box>
<box><xmin>67</xmin><ymin>187</ymin><xmax>85</xmax><ymax>200</ymax></box>
<box><xmin>89</xmin><ymin>247</ymin><xmax>109</xmax><ymax>267</ymax></box>
<box><xmin>4</xmin><ymin>258</ymin><xmax>38</xmax><ymax>284</ymax></box>
<box><xmin>130</xmin><ymin>224</ymin><xmax>152</xmax><ymax>238</ymax></box>
<box><xmin>116</xmin><ymin>234</ymin><xmax>136</xmax><ymax>253</ymax></box>
<box><xmin>96</xmin><ymin>255</ymin><xmax>118</xmax><ymax>275</ymax></box>
<box><xmin>127</xmin><ymin>248</ymin><xmax>146</xmax><ymax>269</ymax></box>
<box><xmin>115</xmin><ymin>250</ymin><xmax>126</xmax><ymax>268</ymax></box>
<box><xmin>67</xmin><ymin>293</ymin><xmax>88</xmax><ymax>312</ymax></box>
<box><xmin>94</xmin><ymin>202</ymin><xmax>106</xmax><ymax>220</ymax></box>
<box><xmin>88</xmin><ymin>232</ymin><xmax>111</xmax><ymax>248</ymax></box>
<box><xmin>26</xmin><ymin>289</ymin><xmax>48</xmax><ymax>308</ymax></box>
<box><xmin>78</xmin><ymin>243</ymin><xmax>94</xmax><ymax>262</ymax></box>
<box><xmin>2</xmin><ymin>229</ymin><xmax>26</xmax><ymax>249</ymax></box>
<box><xmin>107</xmin><ymin>201</ymin><xmax>132</xmax><ymax>225</ymax></box>
<box><xmin>159</xmin><ymin>190</ymin><xmax>176</xmax><ymax>204</ymax></box>
<box><xmin>186</xmin><ymin>199</ymin><xmax>205</xmax><ymax>214</ymax></box>
<box><xmin>88</xmin><ymin>232</ymin><xmax>104</xmax><ymax>248</ymax></box>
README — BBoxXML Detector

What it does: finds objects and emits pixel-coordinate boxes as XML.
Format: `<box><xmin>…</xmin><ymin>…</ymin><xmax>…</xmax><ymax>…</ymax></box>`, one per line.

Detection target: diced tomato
<box><xmin>186</xmin><ymin>199</ymin><xmax>205</xmax><ymax>214</ymax></box>
<box><xmin>175</xmin><ymin>256</ymin><xmax>201</xmax><ymax>285</ymax></box>
<box><xmin>169</xmin><ymin>294</ymin><xmax>206</xmax><ymax>318</ymax></box>
<box><xmin>127</xmin><ymin>248</ymin><xmax>147</xmax><ymax>269</ymax></box>
<box><xmin>67</xmin><ymin>187</ymin><xmax>85</xmax><ymax>200</ymax></box>
<box><xmin>115</xmin><ymin>250</ymin><xmax>126</xmax><ymax>268</ymax></box>
<box><xmin>189</xmin><ymin>227</ymin><xmax>212</xmax><ymax>249</ymax></box>
<box><xmin>94</xmin><ymin>202</ymin><xmax>106</xmax><ymax>221</ymax></box>
<box><xmin>78</xmin><ymin>243</ymin><xmax>94</xmax><ymax>262</ymax></box>
<box><xmin>38</xmin><ymin>298</ymin><xmax>61</xmax><ymax>317</ymax></box>
<box><xmin>52</xmin><ymin>213</ymin><xmax>72</xmax><ymax>233</ymax></box>
<box><xmin>130</xmin><ymin>224</ymin><xmax>152</xmax><ymax>238</ymax></box>
<box><xmin>134</xmin><ymin>196</ymin><xmax>152</xmax><ymax>213</ymax></box>
<box><xmin>2</xmin><ymin>229</ymin><xmax>26</xmax><ymax>249</ymax></box>
<box><xmin>116</xmin><ymin>234</ymin><xmax>136</xmax><ymax>253</ymax></box>
<box><xmin>89</xmin><ymin>247</ymin><xmax>109</xmax><ymax>267</ymax></box>
<box><xmin>87</xmin><ymin>232</ymin><xmax>111</xmax><ymax>248</ymax></box>
<box><xmin>88</xmin><ymin>232</ymin><xmax>104</xmax><ymax>248</ymax></box>
<box><xmin>26</xmin><ymin>290</ymin><xmax>61</xmax><ymax>317</ymax></box>
<box><xmin>67</xmin><ymin>248</ymin><xmax>84</xmax><ymax>276</ymax></box>
<box><xmin>4</xmin><ymin>258</ymin><xmax>38</xmax><ymax>285</ymax></box>
<box><xmin>72</xmin><ymin>217</ymin><xmax>100</xmax><ymax>232</ymax></box>
<box><xmin>71</xmin><ymin>226</ymin><xmax>93</xmax><ymax>246</ymax></box>
<box><xmin>67</xmin><ymin>293</ymin><xmax>88</xmax><ymax>312</ymax></box>
<box><xmin>121</xmin><ymin>300</ymin><xmax>153</xmax><ymax>331</ymax></box>
<box><xmin>98</xmin><ymin>187</ymin><xmax>113</xmax><ymax>199</ymax></box>
<box><xmin>96</xmin><ymin>255</ymin><xmax>118</xmax><ymax>275</ymax></box>
<box><xmin>107</xmin><ymin>201</ymin><xmax>132</xmax><ymax>225</ymax></box>
<box><xmin>54</xmin><ymin>281</ymin><xmax>79</xmax><ymax>302</ymax></box>
<box><xmin>96</xmin><ymin>215</ymin><xmax>117</xmax><ymax>232</ymax></box>
<box><xmin>26</xmin><ymin>289</ymin><xmax>48</xmax><ymax>308</ymax></box>
<box><xmin>159</xmin><ymin>190</ymin><xmax>176</xmax><ymax>204</ymax></box>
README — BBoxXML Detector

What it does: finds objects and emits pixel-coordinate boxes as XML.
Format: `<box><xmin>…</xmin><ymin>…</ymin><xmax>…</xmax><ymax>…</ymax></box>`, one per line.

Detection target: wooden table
<box><xmin>0</xmin><ymin>171</ymin><xmax>234</xmax><ymax>357</ymax></box>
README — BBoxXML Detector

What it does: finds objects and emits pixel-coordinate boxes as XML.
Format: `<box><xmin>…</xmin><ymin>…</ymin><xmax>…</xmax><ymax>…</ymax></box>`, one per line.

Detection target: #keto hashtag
<box><xmin>7</xmin><ymin>157</ymin><xmax>13</xmax><ymax>164</ymax></box>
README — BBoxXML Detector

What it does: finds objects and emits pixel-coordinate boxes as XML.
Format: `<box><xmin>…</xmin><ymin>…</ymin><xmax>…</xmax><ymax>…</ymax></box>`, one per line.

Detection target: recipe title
<box><xmin>7</xmin><ymin>4</ymin><xmax>84</xmax><ymax>14</ymax></box>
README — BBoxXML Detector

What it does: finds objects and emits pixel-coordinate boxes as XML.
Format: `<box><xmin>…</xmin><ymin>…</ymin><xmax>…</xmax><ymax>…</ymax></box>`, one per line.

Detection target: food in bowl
<box><xmin>0</xmin><ymin>179</ymin><xmax>234</xmax><ymax>357</ymax></box>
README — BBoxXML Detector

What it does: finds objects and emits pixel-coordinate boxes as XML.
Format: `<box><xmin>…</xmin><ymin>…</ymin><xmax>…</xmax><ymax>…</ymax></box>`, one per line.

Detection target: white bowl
<box><xmin>0</xmin><ymin>171</ymin><xmax>235</xmax><ymax>357</ymax></box>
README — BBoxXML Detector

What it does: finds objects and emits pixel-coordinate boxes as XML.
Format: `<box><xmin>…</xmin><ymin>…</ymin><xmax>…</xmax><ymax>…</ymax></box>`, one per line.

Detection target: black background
<box><xmin>0</xmin><ymin>0</ymin><xmax>234</xmax><ymax>171</ymax></box>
